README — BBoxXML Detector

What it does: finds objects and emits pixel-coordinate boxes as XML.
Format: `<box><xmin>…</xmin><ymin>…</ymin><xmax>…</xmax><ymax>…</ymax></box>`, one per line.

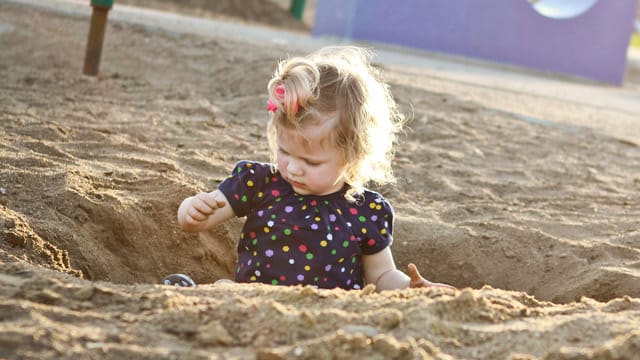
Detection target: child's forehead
<box><xmin>277</xmin><ymin>123</ymin><xmax>335</xmax><ymax>151</ymax></box>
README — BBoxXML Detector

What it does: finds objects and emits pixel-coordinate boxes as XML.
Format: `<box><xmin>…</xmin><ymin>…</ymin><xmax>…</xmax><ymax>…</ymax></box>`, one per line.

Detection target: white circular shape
<box><xmin>529</xmin><ymin>0</ymin><xmax>598</xmax><ymax>19</ymax></box>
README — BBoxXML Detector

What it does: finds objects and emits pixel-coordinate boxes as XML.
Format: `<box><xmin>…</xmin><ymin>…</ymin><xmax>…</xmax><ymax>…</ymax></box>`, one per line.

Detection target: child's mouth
<box><xmin>287</xmin><ymin>177</ymin><xmax>305</xmax><ymax>188</ymax></box>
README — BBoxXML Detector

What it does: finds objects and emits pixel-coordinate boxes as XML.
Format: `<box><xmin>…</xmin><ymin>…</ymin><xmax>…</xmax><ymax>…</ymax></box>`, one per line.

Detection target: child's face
<box><xmin>276</xmin><ymin>126</ymin><xmax>346</xmax><ymax>196</ymax></box>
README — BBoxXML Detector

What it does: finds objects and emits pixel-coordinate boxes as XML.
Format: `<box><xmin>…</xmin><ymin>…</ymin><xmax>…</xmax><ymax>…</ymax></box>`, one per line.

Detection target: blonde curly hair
<box><xmin>266</xmin><ymin>46</ymin><xmax>404</xmax><ymax>201</ymax></box>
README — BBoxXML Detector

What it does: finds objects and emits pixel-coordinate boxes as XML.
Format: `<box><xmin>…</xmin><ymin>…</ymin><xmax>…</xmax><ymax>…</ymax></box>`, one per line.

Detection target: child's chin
<box><xmin>292</xmin><ymin>186</ymin><xmax>312</xmax><ymax>195</ymax></box>
<box><xmin>291</xmin><ymin>184</ymin><xmax>322</xmax><ymax>196</ymax></box>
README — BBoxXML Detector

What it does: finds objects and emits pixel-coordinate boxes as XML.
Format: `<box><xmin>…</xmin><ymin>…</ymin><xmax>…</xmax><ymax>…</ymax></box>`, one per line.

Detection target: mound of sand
<box><xmin>1</xmin><ymin>1</ymin><xmax>639</xmax><ymax>359</ymax></box>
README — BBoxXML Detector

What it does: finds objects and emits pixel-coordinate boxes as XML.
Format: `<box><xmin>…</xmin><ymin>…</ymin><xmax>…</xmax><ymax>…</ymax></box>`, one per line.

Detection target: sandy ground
<box><xmin>1</xmin><ymin>1</ymin><xmax>640</xmax><ymax>359</ymax></box>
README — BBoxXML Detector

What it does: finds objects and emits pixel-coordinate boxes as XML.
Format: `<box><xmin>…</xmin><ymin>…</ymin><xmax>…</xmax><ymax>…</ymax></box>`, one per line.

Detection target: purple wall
<box><xmin>313</xmin><ymin>0</ymin><xmax>638</xmax><ymax>84</ymax></box>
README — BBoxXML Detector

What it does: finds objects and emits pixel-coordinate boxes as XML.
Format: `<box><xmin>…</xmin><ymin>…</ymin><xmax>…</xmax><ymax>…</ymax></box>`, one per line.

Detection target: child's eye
<box><xmin>305</xmin><ymin>159</ymin><xmax>321</xmax><ymax>166</ymax></box>
<box><xmin>279</xmin><ymin>148</ymin><xmax>289</xmax><ymax>155</ymax></box>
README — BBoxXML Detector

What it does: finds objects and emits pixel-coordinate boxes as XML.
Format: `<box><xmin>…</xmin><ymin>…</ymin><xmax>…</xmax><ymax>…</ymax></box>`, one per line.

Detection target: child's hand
<box><xmin>407</xmin><ymin>263</ymin><xmax>457</xmax><ymax>290</ymax></box>
<box><xmin>179</xmin><ymin>192</ymin><xmax>226</xmax><ymax>230</ymax></box>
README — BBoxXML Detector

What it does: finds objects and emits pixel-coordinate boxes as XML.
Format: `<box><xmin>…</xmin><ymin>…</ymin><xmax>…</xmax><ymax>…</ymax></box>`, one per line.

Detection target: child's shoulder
<box><xmin>230</xmin><ymin>160</ymin><xmax>275</xmax><ymax>175</ymax></box>
<box><xmin>358</xmin><ymin>188</ymin><xmax>394</xmax><ymax>212</ymax></box>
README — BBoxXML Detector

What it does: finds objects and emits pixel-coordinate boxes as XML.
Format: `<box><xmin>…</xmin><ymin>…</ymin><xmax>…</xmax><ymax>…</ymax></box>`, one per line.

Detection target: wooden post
<box><xmin>83</xmin><ymin>0</ymin><xmax>114</xmax><ymax>76</ymax></box>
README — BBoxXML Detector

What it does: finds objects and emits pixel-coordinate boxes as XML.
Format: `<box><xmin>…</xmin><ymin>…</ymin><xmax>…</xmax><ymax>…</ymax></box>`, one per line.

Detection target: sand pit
<box><xmin>1</xmin><ymin>1</ymin><xmax>639</xmax><ymax>359</ymax></box>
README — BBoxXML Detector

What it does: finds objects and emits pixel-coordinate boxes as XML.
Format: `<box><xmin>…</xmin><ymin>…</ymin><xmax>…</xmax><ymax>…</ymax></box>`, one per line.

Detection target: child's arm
<box><xmin>362</xmin><ymin>248</ymin><xmax>456</xmax><ymax>291</ymax></box>
<box><xmin>362</xmin><ymin>248</ymin><xmax>409</xmax><ymax>290</ymax></box>
<box><xmin>177</xmin><ymin>190</ymin><xmax>235</xmax><ymax>233</ymax></box>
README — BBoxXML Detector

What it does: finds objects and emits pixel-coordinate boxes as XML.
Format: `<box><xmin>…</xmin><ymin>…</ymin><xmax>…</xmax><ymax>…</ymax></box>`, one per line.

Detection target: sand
<box><xmin>1</xmin><ymin>1</ymin><xmax>640</xmax><ymax>359</ymax></box>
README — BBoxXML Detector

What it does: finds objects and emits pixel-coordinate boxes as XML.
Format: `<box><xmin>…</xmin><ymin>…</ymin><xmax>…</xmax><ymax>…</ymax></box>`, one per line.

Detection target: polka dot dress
<box><xmin>218</xmin><ymin>161</ymin><xmax>394</xmax><ymax>290</ymax></box>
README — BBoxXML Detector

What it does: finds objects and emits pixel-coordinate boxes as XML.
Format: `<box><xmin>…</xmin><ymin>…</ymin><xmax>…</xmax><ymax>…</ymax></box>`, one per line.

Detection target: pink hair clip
<box><xmin>267</xmin><ymin>85</ymin><xmax>299</xmax><ymax>114</ymax></box>
<box><xmin>267</xmin><ymin>99</ymin><xmax>279</xmax><ymax>112</ymax></box>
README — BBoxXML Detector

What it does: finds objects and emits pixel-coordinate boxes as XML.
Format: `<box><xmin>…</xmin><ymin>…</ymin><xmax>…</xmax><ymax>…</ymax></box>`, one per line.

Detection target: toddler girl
<box><xmin>172</xmin><ymin>46</ymin><xmax>453</xmax><ymax>291</ymax></box>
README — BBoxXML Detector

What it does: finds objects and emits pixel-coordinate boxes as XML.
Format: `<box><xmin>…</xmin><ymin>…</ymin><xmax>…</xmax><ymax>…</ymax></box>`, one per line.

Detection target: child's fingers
<box><xmin>192</xmin><ymin>197</ymin><xmax>215</xmax><ymax>215</ymax></box>
<box><xmin>408</xmin><ymin>263</ymin><xmax>429</xmax><ymax>288</ymax></box>
<box><xmin>187</xmin><ymin>206</ymin><xmax>208</xmax><ymax>221</ymax></box>
<box><xmin>190</xmin><ymin>193</ymin><xmax>222</xmax><ymax>215</ymax></box>
<box><xmin>408</xmin><ymin>263</ymin><xmax>457</xmax><ymax>290</ymax></box>
<box><xmin>200</xmin><ymin>192</ymin><xmax>227</xmax><ymax>211</ymax></box>
<box><xmin>407</xmin><ymin>263</ymin><xmax>422</xmax><ymax>282</ymax></box>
